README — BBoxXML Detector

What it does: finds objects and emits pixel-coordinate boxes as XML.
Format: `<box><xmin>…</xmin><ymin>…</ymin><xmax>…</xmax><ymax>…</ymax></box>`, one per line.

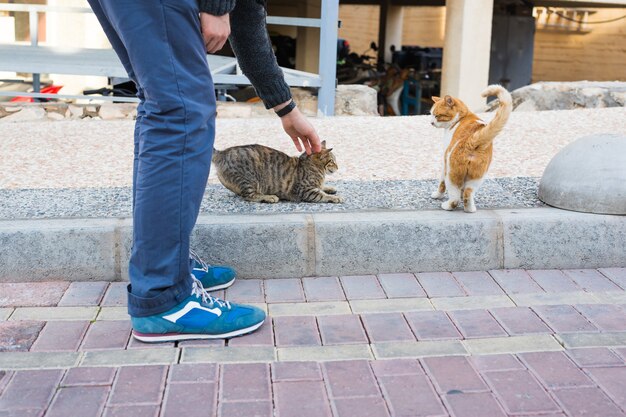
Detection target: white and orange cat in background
<box><xmin>430</xmin><ymin>85</ymin><xmax>512</xmax><ymax>213</ymax></box>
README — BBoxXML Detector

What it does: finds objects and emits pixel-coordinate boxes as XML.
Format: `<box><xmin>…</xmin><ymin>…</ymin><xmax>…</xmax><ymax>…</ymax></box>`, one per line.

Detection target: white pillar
<box><xmin>441</xmin><ymin>0</ymin><xmax>494</xmax><ymax>111</ymax></box>
<box><xmin>384</xmin><ymin>5</ymin><xmax>404</xmax><ymax>63</ymax></box>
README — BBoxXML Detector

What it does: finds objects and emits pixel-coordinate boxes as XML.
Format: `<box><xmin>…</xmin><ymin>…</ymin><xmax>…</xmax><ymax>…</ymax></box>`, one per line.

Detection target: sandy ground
<box><xmin>0</xmin><ymin>107</ymin><xmax>624</xmax><ymax>190</ymax></box>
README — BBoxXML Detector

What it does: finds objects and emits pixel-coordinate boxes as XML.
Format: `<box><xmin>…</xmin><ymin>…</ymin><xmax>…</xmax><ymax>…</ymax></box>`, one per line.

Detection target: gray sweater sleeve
<box><xmin>197</xmin><ymin>0</ymin><xmax>292</xmax><ymax>108</ymax></box>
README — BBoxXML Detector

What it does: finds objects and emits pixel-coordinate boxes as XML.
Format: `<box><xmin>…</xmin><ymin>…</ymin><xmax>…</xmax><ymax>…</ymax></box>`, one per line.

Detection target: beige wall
<box><xmin>532</xmin><ymin>8</ymin><xmax>626</xmax><ymax>82</ymax></box>
<box><xmin>338</xmin><ymin>5</ymin><xmax>626</xmax><ymax>82</ymax></box>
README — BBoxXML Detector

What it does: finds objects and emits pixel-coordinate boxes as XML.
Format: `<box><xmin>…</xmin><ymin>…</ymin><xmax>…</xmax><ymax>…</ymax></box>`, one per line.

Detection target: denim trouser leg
<box><xmin>88</xmin><ymin>0</ymin><xmax>216</xmax><ymax>317</ymax></box>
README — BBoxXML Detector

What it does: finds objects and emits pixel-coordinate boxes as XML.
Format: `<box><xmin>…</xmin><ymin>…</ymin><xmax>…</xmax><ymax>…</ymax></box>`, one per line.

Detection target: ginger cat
<box><xmin>429</xmin><ymin>85</ymin><xmax>512</xmax><ymax>213</ymax></box>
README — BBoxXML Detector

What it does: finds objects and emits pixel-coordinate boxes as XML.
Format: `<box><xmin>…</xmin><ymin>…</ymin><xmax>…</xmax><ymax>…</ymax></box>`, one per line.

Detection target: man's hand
<box><xmin>200</xmin><ymin>12</ymin><xmax>230</xmax><ymax>53</ymax></box>
<box><xmin>276</xmin><ymin>103</ymin><xmax>322</xmax><ymax>155</ymax></box>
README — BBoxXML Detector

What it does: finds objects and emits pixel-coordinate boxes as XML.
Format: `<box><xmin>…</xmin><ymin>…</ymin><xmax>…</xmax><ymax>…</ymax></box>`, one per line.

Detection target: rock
<box><xmin>0</xmin><ymin>106</ymin><xmax>46</xmax><ymax>122</ymax></box>
<box><xmin>486</xmin><ymin>81</ymin><xmax>626</xmax><ymax>112</ymax></box>
<box><xmin>68</xmin><ymin>104</ymin><xmax>84</xmax><ymax>119</ymax></box>
<box><xmin>539</xmin><ymin>133</ymin><xmax>626</xmax><ymax>215</ymax></box>
<box><xmin>335</xmin><ymin>85</ymin><xmax>378</xmax><ymax>116</ymax></box>
<box><xmin>46</xmin><ymin>111</ymin><xmax>66</xmax><ymax>121</ymax></box>
<box><xmin>99</xmin><ymin>103</ymin><xmax>136</xmax><ymax>120</ymax></box>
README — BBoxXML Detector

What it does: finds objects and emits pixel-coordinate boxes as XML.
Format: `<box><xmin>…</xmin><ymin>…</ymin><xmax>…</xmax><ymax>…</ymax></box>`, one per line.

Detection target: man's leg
<box><xmin>93</xmin><ymin>0</ymin><xmax>216</xmax><ymax>317</ymax></box>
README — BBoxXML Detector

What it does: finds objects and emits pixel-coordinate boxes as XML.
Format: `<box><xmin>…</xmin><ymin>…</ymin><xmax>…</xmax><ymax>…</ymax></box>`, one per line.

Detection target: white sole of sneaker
<box><xmin>204</xmin><ymin>277</ymin><xmax>236</xmax><ymax>292</ymax></box>
<box><xmin>132</xmin><ymin>319</ymin><xmax>264</xmax><ymax>343</ymax></box>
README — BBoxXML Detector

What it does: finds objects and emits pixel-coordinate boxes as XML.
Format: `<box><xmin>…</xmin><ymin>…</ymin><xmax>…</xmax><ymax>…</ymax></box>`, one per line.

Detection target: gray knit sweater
<box><xmin>198</xmin><ymin>0</ymin><xmax>292</xmax><ymax>109</ymax></box>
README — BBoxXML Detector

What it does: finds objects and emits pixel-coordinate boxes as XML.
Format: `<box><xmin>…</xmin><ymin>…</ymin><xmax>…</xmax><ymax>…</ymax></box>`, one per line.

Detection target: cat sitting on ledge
<box><xmin>212</xmin><ymin>141</ymin><xmax>343</xmax><ymax>204</ymax></box>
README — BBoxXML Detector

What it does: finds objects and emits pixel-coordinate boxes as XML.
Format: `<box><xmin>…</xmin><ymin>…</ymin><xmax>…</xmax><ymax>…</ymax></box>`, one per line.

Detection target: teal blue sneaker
<box><xmin>131</xmin><ymin>276</ymin><xmax>266</xmax><ymax>343</ymax></box>
<box><xmin>190</xmin><ymin>249</ymin><xmax>236</xmax><ymax>291</ymax></box>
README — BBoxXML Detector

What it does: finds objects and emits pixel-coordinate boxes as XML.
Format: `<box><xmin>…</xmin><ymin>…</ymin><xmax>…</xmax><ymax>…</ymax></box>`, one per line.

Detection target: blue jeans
<box><xmin>88</xmin><ymin>0</ymin><xmax>216</xmax><ymax>317</ymax></box>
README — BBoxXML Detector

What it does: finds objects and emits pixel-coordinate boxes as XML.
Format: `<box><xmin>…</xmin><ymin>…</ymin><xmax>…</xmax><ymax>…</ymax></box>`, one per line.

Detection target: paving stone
<box><xmin>108</xmin><ymin>365</ymin><xmax>167</xmax><ymax>405</ymax></box>
<box><xmin>0</xmin><ymin>309</ymin><xmax>12</xmax><ymax>321</ymax></box>
<box><xmin>378</xmin><ymin>373</ymin><xmax>447</xmax><ymax>417</ymax></box>
<box><xmin>264</xmin><ymin>279</ymin><xmax>305</xmax><ymax>303</ymax></box>
<box><xmin>0</xmin><ymin>351</ymin><xmax>79</xmax><ymax>370</ymax></box>
<box><xmin>82</xmin><ymin>348</ymin><xmax>178</xmax><ymax>366</ymax></box>
<box><xmin>272</xmin><ymin>361</ymin><xmax>322</xmax><ymax>381</ymax></box>
<box><xmin>302</xmin><ymin>277</ymin><xmax>346</xmax><ymax>301</ymax></box>
<box><xmin>519</xmin><ymin>351</ymin><xmax>593</xmax><ymax>389</ymax></box>
<box><xmin>81</xmin><ymin>321</ymin><xmax>131</xmax><ymax>350</ymax></box>
<box><xmin>490</xmin><ymin>307</ymin><xmax>552</xmax><ymax>335</ymax></box>
<box><xmin>557</xmin><ymin>332</ymin><xmax>626</xmax><ymax>348</ymax></box>
<box><xmin>182</xmin><ymin>346</ymin><xmax>275</xmax><ymax>363</ymax></box>
<box><xmin>361</xmin><ymin>313</ymin><xmax>416</xmax><ymax>342</ymax></box>
<box><xmin>268</xmin><ymin>301</ymin><xmax>350</xmax><ymax>317</ymax></box>
<box><xmin>464</xmin><ymin>334</ymin><xmax>562</xmax><ymax>355</ymax></box>
<box><xmin>177</xmin><ymin>339</ymin><xmax>224</xmax><ymax>347</ymax></box>
<box><xmin>46</xmin><ymin>386</ymin><xmax>109</xmax><ymax>417</ymax></box>
<box><xmin>103</xmin><ymin>405</ymin><xmax>160</xmax><ymax>417</ymax></box>
<box><xmin>323</xmin><ymin>360</ymin><xmax>380</xmax><ymax>398</ymax></box>
<box><xmin>614</xmin><ymin>347</ymin><xmax>626</xmax><ymax>361</ymax></box>
<box><xmin>471</xmin><ymin>354</ymin><xmax>525</xmax><ymax>372</ymax></box>
<box><xmin>599</xmin><ymin>267</ymin><xmax>626</xmax><ymax>289</ymax></box>
<box><xmin>161</xmin><ymin>382</ymin><xmax>216</xmax><ymax>417</ymax></box>
<box><xmin>349</xmin><ymin>298</ymin><xmax>432</xmax><ymax>314</ymax></box>
<box><xmin>317</xmin><ymin>314</ymin><xmax>368</xmax><ymax>345</ymax></box>
<box><xmin>566</xmin><ymin>348</ymin><xmax>624</xmax><ymax>367</ymax></box>
<box><xmin>126</xmin><ymin>337</ymin><xmax>175</xmax><ymax>349</ymax></box>
<box><xmin>0</xmin><ymin>282</ymin><xmax>69</xmax><ymax>307</ymax></box>
<box><xmin>221</xmin><ymin>363</ymin><xmax>270</xmax><ymax>401</ymax></box>
<box><xmin>511</xmin><ymin>291</ymin><xmax>601</xmax><ymax>307</ymax></box>
<box><xmin>431</xmin><ymin>295</ymin><xmax>514</xmax><ymax>311</ymax></box>
<box><xmin>100</xmin><ymin>282</ymin><xmax>128</xmax><ymax>306</ymax></box>
<box><xmin>0</xmin><ymin>321</ymin><xmax>44</xmax><ymax>352</ymax></box>
<box><xmin>563</xmin><ymin>269</ymin><xmax>623</xmax><ymax>292</ymax></box>
<box><xmin>274</xmin><ymin>381</ymin><xmax>332</xmax><ymax>417</ymax></box>
<box><xmin>225</xmin><ymin>279</ymin><xmax>265</xmax><ymax>303</ymax></box>
<box><xmin>340</xmin><ymin>275</ymin><xmax>386</xmax><ymax>300</ymax></box>
<box><xmin>488</xmin><ymin>270</ymin><xmax>543</xmax><ymax>294</ymax></box>
<box><xmin>332</xmin><ymin>396</ymin><xmax>390</xmax><ymax>417</ymax></box>
<box><xmin>422</xmin><ymin>356</ymin><xmax>488</xmax><ymax>394</ymax></box>
<box><xmin>575</xmin><ymin>304</ymin><xmax>626</xmax><ymax>331</ymax></box>
<box><xmin>168</xmin><ymin>363</ymin><xmax>217</xmax><ymax>383</ymax></box>
<box><xmin>416</xmin><ymin>272</ymin><xmax>465</xmax><ymax>297</ymax></box>
<box><xmin>552</xmin><ymin>387</ymin><xmax>624</xmax><ymax>417</ymax></box>
<box><xmin>452</xmin><ymin>271</ymin><xmax>506</xmax><ymax>296</ymax></box>
<box><xmin>532</xmin><ymin>305</ymin><xmax>597</xmax><ymax>333</ymax></box>
<box><xmin>370</xmin><ymin>359</ymin><xmax>423</xmax><ymax>377</ymax></box>
<box><xmin>277</xmin><ymin>345</ymin><xmax>372</xmax><ymax>362</ymax></box>
<box><xmin>0</xmin><ymin>370</ymin><xmax>62</xmax><ymax>413</ymax></box>
<box><xmin>484</xmin><ymin>369</ymin><xmax>560</xmax><ymax>414</ymax></box>
<box><xmin>404</xmin><ymin>311</ymin><xmax>462</xmax><ymax>340</ymax></box>
<box><xmin>373</xmin><ymin>340</ymin><xmax>467</xmax><ymax>359</ymax></box>
<box><xmin>444</xmin><ymin>392</ymin><xmax>507</xmax><ymax>417</ymax></box>
<box><xmin>527</xmin><ymin>269</ymin><xmax>580</xmax><ymax>292</ymax></box>
<box><xmin>584</xmin><ymin>366</ymin><xmax>626</xmax><ymax>408</ymax></box>
<box><xmin>30</xmin><ymin>321</ymin><xmax>89</xmax><ymax>352</ymax></box>
<box><xmin>593</xmin><ymin>291</ymin><xmax>626</xmax><ymax>304</ymax></box>
<box><xmin>448</xmin><ymin>310</ymin><xmax>507</xmax><ymax>339</ymax></box>
<box><xmin>62</xmin><ymin>367</ymin><xmax>116</xmax><ymax>387</ymax></box>
<box><xmin>0</xmin><ymin>408</ymin><xmax>42</xmax><ymax>417</ymax></box>
<box><xmin>274</xmin><ymin>316</ymin><xmax>321</xmax><ymax>347</ymax></box>
<box><xmin>97</xmin><ymin>307</ymin><xmax>129</xmax><ymax>321</ymax></box>
<box><xmin>377</xmin><ymin>273</ymin><xmax>426</xmax><ymax>298</ymax></box>
<box><xmin>0</xmin><ymin>371</ymin><xmax>12</xmax><ymax>396</ymax></box>
<box><xmin>218</xmin><ymin>401</ymin><xmax>272</xmax><ymax>417</ymax></box>
<box><xmin>227</xmin><ymin>319</ymin><xmax>273</xmax><ymax>347</ymax></box>
<box><xmin>58</xmin><ymin>282</ymin><xmax>108</xmax><ymax>306</ymax></box>
<box><xmin>10</xmin><ymin>307</ymin><xmax>99</xmax><ymax>321</ymax></box>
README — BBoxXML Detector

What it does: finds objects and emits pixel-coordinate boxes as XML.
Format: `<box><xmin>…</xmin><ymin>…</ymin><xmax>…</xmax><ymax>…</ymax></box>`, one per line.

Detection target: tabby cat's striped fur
<box><xmin>212</xmin><ymin>141</ymin><xmax>343</xmax><ymax>204</ymax></box>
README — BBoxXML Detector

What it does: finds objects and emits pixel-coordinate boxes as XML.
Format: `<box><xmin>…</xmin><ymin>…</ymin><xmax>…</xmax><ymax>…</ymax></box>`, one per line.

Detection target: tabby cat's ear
<box><xmin>431</xmin><ymin>96</ymin><xmax>441</xmax><ymax>103</ymax></box>
<box><xmin>327</xmin><ymin>148</ymin><xmax>333</xmax><ymax>152</ymax></box>
<box><xmin>321</xmin><ymin>140</ymin><xmax>327</xmax><ymax>149</ymax></box>
<box><xmin>444</xmin><ymin>95</ymin><xmax>454</xmax><ymax>107</ymax></box>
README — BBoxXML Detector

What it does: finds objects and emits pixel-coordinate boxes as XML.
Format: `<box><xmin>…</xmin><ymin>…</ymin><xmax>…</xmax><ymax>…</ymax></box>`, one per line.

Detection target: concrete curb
<box><xmin>0</xmin><ymin>208</ymin><xmax>624</xmax><ymax>282</ymax></box>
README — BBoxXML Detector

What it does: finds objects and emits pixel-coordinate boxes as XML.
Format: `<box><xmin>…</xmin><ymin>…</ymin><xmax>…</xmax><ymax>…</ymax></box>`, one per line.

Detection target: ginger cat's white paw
<box><xmin>441</xmin><ymin>200</ymin><xmax>457</xmax><ymax>211</ymax></box>
<box><xmin>464</xmin><ymin>204</ymin><xmax>477</xmax><ymax>213</ymax></box>
<box><xmin>431</xmin><ymin>190</ymin><xmax>445</xmax><ymax>199</ymax></box>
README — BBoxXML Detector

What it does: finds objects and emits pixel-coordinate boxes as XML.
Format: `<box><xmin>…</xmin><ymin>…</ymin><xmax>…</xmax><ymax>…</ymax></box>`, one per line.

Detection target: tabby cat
<box><xmin>212</xmin><ymin>141</ymin><xmax>343</xmax><ymax>204</ymax></box>
<box><xmin>430</xmin><ymin>85</ymin><xmax>512</xmax><ymax>213</ymax></box>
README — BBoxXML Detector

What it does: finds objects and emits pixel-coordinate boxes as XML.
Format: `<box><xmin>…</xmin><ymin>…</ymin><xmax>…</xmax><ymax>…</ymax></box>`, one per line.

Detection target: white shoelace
<box><xmin>189</xmin><ymin>249</ymin><xmax>209</xmax><ymax>272</ymax></box>
<box><xmin>191</xmin><ymin>275</ymin><xmax>231</xmax><ymax>310</ymax></box>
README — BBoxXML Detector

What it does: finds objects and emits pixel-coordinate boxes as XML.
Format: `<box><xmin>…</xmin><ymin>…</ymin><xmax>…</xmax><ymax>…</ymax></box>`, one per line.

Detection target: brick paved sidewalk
<box><xmin>1</xmin><ymin>268</ymin><xmax>625</xmax><ymax>417</ymax></box>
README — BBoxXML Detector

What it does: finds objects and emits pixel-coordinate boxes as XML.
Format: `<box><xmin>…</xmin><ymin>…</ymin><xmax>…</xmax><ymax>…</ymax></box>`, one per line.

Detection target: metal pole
<box><xmin>317</xmin><ymin>0</ymin><xmax>339</xmax><ymax>116</ymax></box>
<box><xmin>29</xmin><ymin>9</ymin><xmax>41</xmax><ymax>94</ymax></box>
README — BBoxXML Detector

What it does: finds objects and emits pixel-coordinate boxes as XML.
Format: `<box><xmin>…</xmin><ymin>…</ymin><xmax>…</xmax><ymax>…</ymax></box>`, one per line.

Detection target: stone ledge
<box><xmin>0</xmin><ymin>207</ymin><xmax>624</xmax><ymax>281</ymax></box>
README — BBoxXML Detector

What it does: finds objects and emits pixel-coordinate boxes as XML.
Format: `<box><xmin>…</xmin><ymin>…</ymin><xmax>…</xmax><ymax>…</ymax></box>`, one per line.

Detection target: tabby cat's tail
<box><xmin>470</xmin><ymin>85</ymin><xmax>512</xmax><ymax>149</ymax></box>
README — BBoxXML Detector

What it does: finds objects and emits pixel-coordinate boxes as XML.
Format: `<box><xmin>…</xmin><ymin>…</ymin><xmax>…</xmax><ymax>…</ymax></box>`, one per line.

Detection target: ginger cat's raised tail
<box><xmin>468</xmin><ymin>85</ymin><xmax>512</xmax><ymax>149</ymax></box>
